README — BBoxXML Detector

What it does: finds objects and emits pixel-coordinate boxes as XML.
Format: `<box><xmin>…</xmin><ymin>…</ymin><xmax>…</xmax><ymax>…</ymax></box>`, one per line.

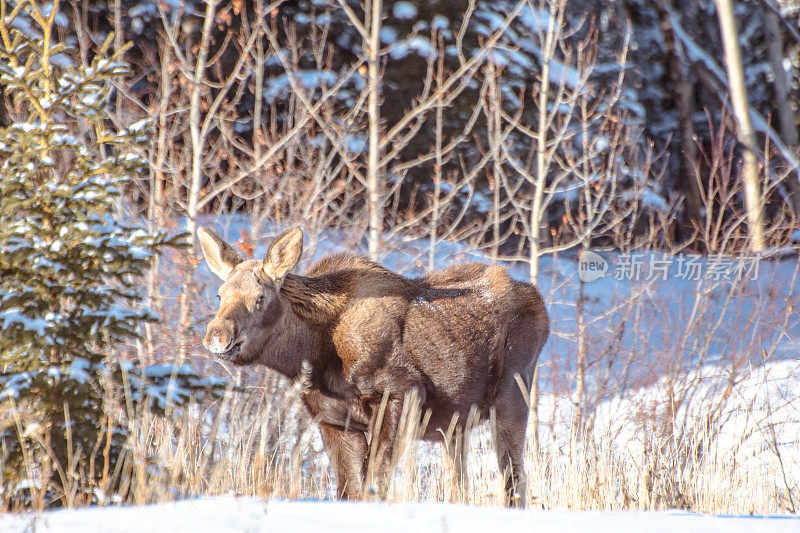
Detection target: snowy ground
<box><xmin>189</xmin><ymin>220</ymin><xmax>800</xmax><ymax>504</ymax></box>
<box><xmin>12</xmin><ymin>220</ymin><xmax>790</xmax><ymax>518</ymax></box>
<box><xmin>2</xmin><ymin>497</ymin><xmax>799</xmax><ymax>533</ymax></box>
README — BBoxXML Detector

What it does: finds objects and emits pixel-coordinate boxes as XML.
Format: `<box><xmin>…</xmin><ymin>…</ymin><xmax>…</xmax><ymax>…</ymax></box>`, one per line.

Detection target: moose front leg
<box><xmin>303</xmin><ymin>390</ymin><xmax>370</xmax><ymax>500</ymax></box>
<box><xmin>318</xmin><ymin>423</ymin><xmax>369</xmax><ymax>500</ymax></box>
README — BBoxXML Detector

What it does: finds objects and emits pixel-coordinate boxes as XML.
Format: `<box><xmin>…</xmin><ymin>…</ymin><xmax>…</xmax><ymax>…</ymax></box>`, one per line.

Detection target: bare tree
<box><xmin>334</xmin><ymin>0</ymin><xmax>384</xmax><ymax>259</ymax></box>
<box><xmin>763</xmin><ymin>4</ymin><xmax>800</xmax><ymax>212</ymax></box>
<box><xmin>657</xmin><ymin>0</ymin><xmax>702</xmax><ymax>227</ymax></box>
<box><xmin>490</xmin><ymin>0</ymin><xmax>645</xmax><ymax>454</ymax></box>
<box><xmin>366</xmin><ymin>0</ymin><xmax>383</xmax><ymax>260</ymax></box>
<box><xmin>155</xmin><ymin>0</ymin><xmax>356</xmax><ymax>359</ymax></box>
<box><xmin>180</xmin><ymin>0</ymin><xmax>220</xmax><ymax>361</ymax></box>
<box><xmin>714</xmin><ymin>0</ymin><xmax>766</xmax><ymax>252</ymax></box>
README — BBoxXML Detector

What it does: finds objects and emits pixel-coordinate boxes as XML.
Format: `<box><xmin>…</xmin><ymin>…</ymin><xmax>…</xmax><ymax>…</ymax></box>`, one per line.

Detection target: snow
<box><xmin>405</xmin><ymin>36</ymin><xmax>436</xmax><ymax>59</ymax></box>
<box><xmin>431</xmin><ymin>15</ymin><xmax>449</xmax><ymax>31</ymax></box>
<box><xmin>127</xmin><ymin>119</ymin><xmax>151</xmax><ymax>133</ymax></box>
<box><xmin>590</xmin><ymin>359</ymin><xmax>800</xmax><ymax>463</ymax></box>
<box><xmin>620</xmin><ymin>188</ymin><xmax>669</xmax><ymax>211</ymax></box>
<box><xmin>379</xmin><ymin>26</ymin><xmax>398</xmax><ymax>44</ymax></box>
<box><xmin>516</xmin><ymin>39</ymin><xmax>580</xmax><ymax>89</ymax></box>
<box><xmin>0</xmin><ymin>372</ymin><xmax>32</xmax><ymax>400</ymax></box>
<box><xmin>66</xmin><ymin>358</ymin><xmax>90</xmax><ymax>384</ymax></box>
<box><xmin>470</xmin><ymin>191</ymin><xmax>493</xmax><ymax>213</ymax></box>
<box><xmin>0</xmin><ymin>308</ymin><xmax>51</xmax><ymax>336</ymax></box>
<box><xmin>12</xmin><ymin>122</ymin><xmax>44</xmax><ymax>133</ymax></box>
<box><xmin>9</xmin><ymin>15</ymin><xmax>40</xmax><ymax>39</ymax></box>
<box><xmin>669</xmin><ymin>13</ymin><xmax>800</xmax><ymax>182</ymax></box>
<box><xmin>1</xmin><ymin>498</ymin><xmax>797</xmax><ymax>532</ymax></box>
<box><xmin>80</xmin><ymin>92</ymin><xmax>101</xmax><ymax>106</ymax></box>
<box><xmin>346</xmin><ymin>135</ymin><xmax>366</xmax><ymax>153</ymax></box>
<box><xmin>390</xmin><ymin>36</ymin><xmax>437</xmax><ymax>61</ymax></box>
<box><xmin>128</xmin><ymin>4</ymin><xmax>157</xmax><ymax>18</ymax></box>
<box><xmin>488</xmin><ymin>50</ymin><xmax>509</xmax><ymax>67</ymax></box>
<box><xmin>262</xmin><ymin>71</ymin><xmax>338</xmax><ymax>103</ymax></box>
<box><xmin>392</xmin><ymin>2</ymin><xmax>417</xmax><ymax>20</ymax></box>
<box><xmin>39</xmin><ymin>3</ymin><xmax>68</xmax><ymax>27</ymax></box>
<box><xmin>145</xmin><ymin>364</ymin><xmax>193</xmax><ymax>379</ymax></box>
<box><xmin>50</xmin><ymin>54</ymin><xmax>72</xmax><ymax>68</ymax></box>
<box><xmin>478</xmin><ymin>11</ymin><xmax>509</xmax><ymax>33</ymax></box>
<box><xmin>131</xmin><ymin>17</ymin><xmax>144</xmax><ymax>34</ymax></box>
<box><xmin>389</xmin><ymin>44</ymin><xmax>410</xmax><ymax>60</ymax></box>
<box><xmin>518</xmin><ymin>6</ymin><xmax>551</xmax><ymax>33</ymax></box>
<box><xmin>546</xmin><ymin>58</ymin><xmax>581</xmax><ymax>89</ymax></box>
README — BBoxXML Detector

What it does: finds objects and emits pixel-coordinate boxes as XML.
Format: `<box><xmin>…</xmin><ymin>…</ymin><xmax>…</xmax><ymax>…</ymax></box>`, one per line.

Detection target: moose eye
<box><xmin>256</xmin><ymin>296</ymin><xmax>264</xmax><ymax>307</ymax></box>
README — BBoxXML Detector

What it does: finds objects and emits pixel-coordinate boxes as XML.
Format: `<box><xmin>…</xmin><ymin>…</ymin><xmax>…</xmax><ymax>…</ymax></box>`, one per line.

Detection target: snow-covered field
<box><xmin>4</xmin><ymin>220</ymin><xmax>798</xmax><ymax>520</ymax></box>
<box><xmin>2</xmin><ymin>497</ymin><xmax>799</xmax><ymax>533</ymax></box>
<box><xmin>185</xmin><ymin>220</ymin><xmax>800</xmax><ymax>509</ymax></box>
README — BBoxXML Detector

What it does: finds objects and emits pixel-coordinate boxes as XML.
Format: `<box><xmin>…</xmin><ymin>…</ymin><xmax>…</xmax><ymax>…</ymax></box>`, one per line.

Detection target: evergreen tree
<box><xmin>0</xmin><ymin>0</ymin><xmax>178</xmax><ymax>506</ymax></box>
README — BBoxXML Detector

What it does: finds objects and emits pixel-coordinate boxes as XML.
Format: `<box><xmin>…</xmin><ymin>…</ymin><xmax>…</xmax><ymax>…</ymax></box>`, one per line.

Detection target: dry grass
<box><xmin>3</xmin><ymin>231</ymin><xmax>799</xmax><ymax>514</ymax></box>
<box><xmin>3</xmin><ymin>357</ymin><xmax>797</xmax><ymax>515</ymax></box>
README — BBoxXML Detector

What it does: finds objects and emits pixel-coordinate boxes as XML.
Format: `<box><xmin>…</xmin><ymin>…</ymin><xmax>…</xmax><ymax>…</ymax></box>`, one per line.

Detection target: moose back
<box><xmin>198</xmin><ymin>227</ymin><xmax>549</xmax><ymax>506</ymax></box>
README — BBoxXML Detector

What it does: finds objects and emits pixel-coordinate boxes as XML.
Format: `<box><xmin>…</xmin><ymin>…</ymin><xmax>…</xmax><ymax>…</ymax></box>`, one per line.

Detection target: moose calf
<box><xmin>198</xmin><ymin>227</ymin><xmax>549</xmax><ymax>506</ymax></box>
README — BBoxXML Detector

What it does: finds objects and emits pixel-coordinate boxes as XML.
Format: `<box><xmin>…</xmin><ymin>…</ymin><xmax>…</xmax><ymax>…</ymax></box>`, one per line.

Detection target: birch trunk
<box><xmin>764</xmin><ymin>7</ymin><xmax>800</xmax><ymax>212</ymax></box>
<box><xmin>658</xmin><ymin>3</ymin><xmax>702</xmax><ymax>226</ymax></box>
<box><xmin>367</xmin><ymin>0</ymin><xmax>383</xmax><ymax>261</ymax></box>
<box><xmin>528</xmin><ymin>0</ymin><xmax>562</xmax><ymax>459</ymax></box>
<box><xmin>488</xmin><ymin>61</ymin><xmax>502</xmax><ymax>263</ymax></box>
<box><xmin>429</xmin><ymin>84</ymin><xmax>443</xmax><ymax>271</ymax></box>
<box><xmin>714</xmin><ymin>0</ymin><xmax>766</xmax><ymax>252</ymax></box>
<box><xmin>179</xmin><ymin>0</ymin><xmax>218</xmax><ymax>362</ymax></box>
<box><xmin>571</xmin><ymin>273</ymin><xmax>586</xmax><ymax>443</ymax></box>
<box><xmin>114</xmin><ymin>0</ymin><xmax>123</xmax><ymax>117</ymax></box>
<box><xmin>251</xmin><ymin>4</ymin><xmax>266</xmax><ymax>237</ymax></box>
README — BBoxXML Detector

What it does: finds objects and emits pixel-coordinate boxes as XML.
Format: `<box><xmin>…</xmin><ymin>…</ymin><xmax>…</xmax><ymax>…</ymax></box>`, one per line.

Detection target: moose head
<box><xmin>197</xmin><ymin>226</ymin><xmax>304</xmax><ymax>364</ymax></box>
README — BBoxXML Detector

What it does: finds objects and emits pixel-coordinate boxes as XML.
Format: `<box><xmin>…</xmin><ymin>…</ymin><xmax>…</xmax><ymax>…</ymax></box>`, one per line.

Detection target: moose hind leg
<box><xmin>364</xmin><ymin>394</ymin><xmax>404</xmax><ymax>499</ymax></box>
<box><xmin>364</xmin><ymin>385</ymin><xmax>427</xmax><ymax>500</ymax></box>
<box><xmin>318</xmin><ymin>423</ymin><xmax>368</xmax><ymax>500</ymax></box>
<box><xmin>442</xmin><ymin>424</ymin><xmax>470</xmax><ymax>503</ymax></box>
<box><xmin>494</xmin><ymin>376</ymin><xmax>530</xmax><ymax>508</ymax></box>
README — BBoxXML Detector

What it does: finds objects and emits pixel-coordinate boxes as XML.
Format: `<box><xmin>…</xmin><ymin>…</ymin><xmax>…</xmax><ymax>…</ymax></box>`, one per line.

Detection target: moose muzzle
<box><xmin>203</xmin><ymin>317</ymin><xmax>239</xmax><ymax>358</ymax></box>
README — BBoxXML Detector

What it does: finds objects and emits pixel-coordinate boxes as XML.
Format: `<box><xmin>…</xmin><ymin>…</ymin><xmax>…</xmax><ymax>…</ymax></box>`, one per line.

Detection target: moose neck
<box><xmin>273</xmin><ymin>273</ymin><xmax>363</xmax><ymax>399</ymax></box>
<box><xmin>251</xmin><ymin>295</ymin><xmax>320</xmax><ymax>380</ymax></box>
<box><xmin>279</xmin><ymin>273</ymin><xmax>348</xmax><ymax>325</ymax></box>
<box><xmin>251</xmin><ymin>273</ymin><xmax>346</xmax><ymax>383</ymax></box>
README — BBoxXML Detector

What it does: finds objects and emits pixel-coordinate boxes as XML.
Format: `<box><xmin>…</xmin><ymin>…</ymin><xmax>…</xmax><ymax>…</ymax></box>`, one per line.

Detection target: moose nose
<box><xmin>204</xmin><ymin>335</ymin><xmax>232</xmax><ymax>354</ymax></box>
<box><xmin>203</xmin><ymin>318</ymin><xmax>236</xmax><ymax>354</ymax></box>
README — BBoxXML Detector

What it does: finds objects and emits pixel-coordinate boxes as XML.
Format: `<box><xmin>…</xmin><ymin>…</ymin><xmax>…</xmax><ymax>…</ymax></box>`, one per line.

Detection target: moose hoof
<box><xmin>364</xmin><ymin>485</ymin><xmax>381</xmax><ymax>501</ymax></box>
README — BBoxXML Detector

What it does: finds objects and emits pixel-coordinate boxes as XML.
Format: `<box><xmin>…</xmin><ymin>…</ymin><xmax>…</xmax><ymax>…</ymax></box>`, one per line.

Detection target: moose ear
<box><xmin>197</xmin><ymin>226</ymin><xmax>241</xmax><ymax>280</ymax></box>
<box><xmin>263</xmin><ymin>227</ymin><xmax>304</xmax><ymax>282</ymax></box>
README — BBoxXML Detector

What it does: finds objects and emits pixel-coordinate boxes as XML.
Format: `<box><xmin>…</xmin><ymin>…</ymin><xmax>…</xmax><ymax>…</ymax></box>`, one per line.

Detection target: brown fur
<box><xmin>198</xmin><ymin>228</ymin><xmax>549</xmax><ymax>506</ymax></box>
